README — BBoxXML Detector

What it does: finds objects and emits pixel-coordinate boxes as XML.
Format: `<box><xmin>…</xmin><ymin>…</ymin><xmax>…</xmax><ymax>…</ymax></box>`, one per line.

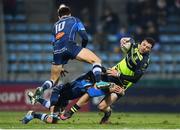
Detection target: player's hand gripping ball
<box><xmin>120</xmin><ymin>37</ymin><xmax>132</xmax><ymax>53</ymax></box>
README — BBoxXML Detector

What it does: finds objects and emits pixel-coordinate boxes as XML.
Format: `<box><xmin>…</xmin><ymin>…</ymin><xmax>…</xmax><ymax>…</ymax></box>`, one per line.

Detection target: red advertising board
<box><xmin>0</xmin><ymin>83</ymin><xmax>89</xmax><ymax>111</ymax></box>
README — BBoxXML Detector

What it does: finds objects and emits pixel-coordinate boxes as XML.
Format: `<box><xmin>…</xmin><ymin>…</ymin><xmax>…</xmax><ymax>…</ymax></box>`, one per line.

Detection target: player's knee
<box><xmin>86</xmin><ymin>57</ymin><xmax>101</xmax><ymax>65</ymax></box>
<box><xmin>52</xmin><ymin>65</ymin><xmax>61</xmax><ymax>73</ymax></box>
<box><xmin>98</xmin><ymin>103</ymin><xmax>107</xmax><ymax>111</ymax></box>
<box><xmin>59</xmin><ymin>66</ymin><xmax>64</xmax><ymax>72</ymax></box>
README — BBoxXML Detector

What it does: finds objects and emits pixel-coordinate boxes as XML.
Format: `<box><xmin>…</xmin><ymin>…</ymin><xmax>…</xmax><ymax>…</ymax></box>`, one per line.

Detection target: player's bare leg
<box><xmin>50</xmin><ymin>64</ymin><xmax>63</xmax><ymax>84</ymax></box>
<box><xmin>99</xmin><ymin>106</ymin><xmax>112</xmax><ymax>124</ymax></box>
<box><xmin>76</xmin><ymin>48</ymin><xmax>110</xmax><ymax>88</ymax></box>
<box><xmin>98</xmin><ymin>93</ymin><xmax>118</xmax><ymax>124</ymax></box>
<box><xmin>29</xmin><ymin>65</ymin><xmax>64</xmax><ymax>104</ymax></box>
<box><xmin>21</xmin><ymin>111</ymin><xmax>58</xmax><ymax>124</ymax></box>
<box><xmin>76</xmin><ymin>93</ymin><xmax>90</xmax><ymax>106</ymax></box>
<box><xmin>76</xmin><ymin>48</ymin><xmax>101</xmax><ymax>64</ymax></box>
<box><xmin>50</xmin><ymin>106</ymin><xmax>55</xmax><ymax>114</ymax></box>
<box><xmin>60</xmin><ymin>85</ymin><xmax>123</xmax><ymax>120</ymax></box>
<box><xmin>98</xmin><ymin>85</ymin><xmax>124</xmax><ymax>111</ymax></box>
<box><xmin>60</xmin><ymin>93</ymin><xmax>90</xmax><ymax>120</ymax></box>
<box><xmin>98</xmin><ymin>93</ymin><xmax>118</xmax><ymax>111</ymax></box>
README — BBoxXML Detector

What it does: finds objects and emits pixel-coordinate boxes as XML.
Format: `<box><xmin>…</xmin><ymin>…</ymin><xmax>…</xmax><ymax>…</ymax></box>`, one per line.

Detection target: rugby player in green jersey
<box><xmin>60</xmin><ymin>37</ymin><xmax>156</xmax><ymax>124</ymax></box>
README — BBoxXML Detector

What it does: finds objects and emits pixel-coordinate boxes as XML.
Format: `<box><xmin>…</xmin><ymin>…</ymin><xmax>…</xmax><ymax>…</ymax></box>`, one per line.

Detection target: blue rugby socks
<box><xmin>92</xmin><ymin>63</ymin><xmax>110</xmax><ymax>88</ymax></box>
<box><xmin>41</xmin><ymin>80</ymin><xmax>53</xmax><ymax>91</ymax></box>
<box><xmin>33</xmin><ymin>112</ymin><xmax>48</xmax><ymax>121</ymax></box>
<box><xmin>92</xmin><ymin>63</ymin><xmax>102</xmax><ymax>82</ymax></box>
<box><xmin>38</xmin><ymin>98</ymin><xmax>50</xmax><ymax>109</ymax></box>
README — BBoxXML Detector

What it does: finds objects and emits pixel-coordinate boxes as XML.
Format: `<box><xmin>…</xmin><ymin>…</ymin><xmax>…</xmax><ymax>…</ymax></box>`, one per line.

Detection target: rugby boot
<box><xmin>59</xmin><ymin>111</ymin><xmax>72</xmax><ymax>120</ymax></box>
<box><xmin>27</xmin><ymin>91</ymin><xmax>37</xmax><ymax>105</ymax></box>
<box><xmin>33</xmin><ymin>87</ymin><xmax>44</xmax><ymax>100</ymax></box>
<box><xmin>99</xmin><ymin>109</ymin><xmax>112</xmax><ymax>124</ymax></box>
<box><xmin>96</xmin><ymin>81</ymin><xmax>111</xmax><ymax>89</ymax></box>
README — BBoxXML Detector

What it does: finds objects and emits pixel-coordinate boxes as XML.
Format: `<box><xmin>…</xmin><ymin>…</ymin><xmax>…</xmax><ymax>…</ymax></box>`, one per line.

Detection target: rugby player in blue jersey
<box><xmin>31</xmin><ymin>4</ymin><xmax>110</xmax><ymax>107</ymax></box>
<box><xmin>21</xmin><ymin>71</ymin><xmax>124</xmax><ymax>124</ymax></box>
<box><xmin>60</xmin><ymin>37</ymin><xmax>155</xmax><ymax>124</ymax></box>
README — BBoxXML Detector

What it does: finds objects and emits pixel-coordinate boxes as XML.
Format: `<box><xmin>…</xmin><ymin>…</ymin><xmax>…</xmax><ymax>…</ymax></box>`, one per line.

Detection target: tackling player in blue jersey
<box><xmin>21</xmin><ymin>71</ymin><xmax>124</xmax><ymax>124</ymax></box>
<box><xmin>31</xmin><ymin>4</ymin><xmax>110</xmax><ymax>110</ymax></box>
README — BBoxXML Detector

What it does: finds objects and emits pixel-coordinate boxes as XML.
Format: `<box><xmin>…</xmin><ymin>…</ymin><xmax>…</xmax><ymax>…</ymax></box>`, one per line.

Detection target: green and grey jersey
<box><xmin>112</xmin><ymin>42</ymin><xmax>150</xmax><ymax>89</ymax></box>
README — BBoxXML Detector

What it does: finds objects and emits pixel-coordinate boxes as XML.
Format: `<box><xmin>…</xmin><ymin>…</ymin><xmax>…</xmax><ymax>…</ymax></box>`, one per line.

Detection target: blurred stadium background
<box><xmin>0</xmin><ymin>0</ymin><xmax>180</xmax><ymax>113</ymax></box>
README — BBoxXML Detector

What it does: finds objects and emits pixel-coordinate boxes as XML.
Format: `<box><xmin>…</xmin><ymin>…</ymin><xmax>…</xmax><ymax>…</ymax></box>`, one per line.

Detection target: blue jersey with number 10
<box><xmin>51</xmin><ymin>16</ymin><xmax>87</xmax><ymax>44</ymax></box>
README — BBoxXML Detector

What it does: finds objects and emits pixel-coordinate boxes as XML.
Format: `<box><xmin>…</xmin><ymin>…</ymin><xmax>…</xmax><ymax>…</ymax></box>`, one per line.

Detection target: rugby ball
<box><xmin>121</xmin><ymin>40</ymin><xmax>131</xmax><ymax>53</ymax></box>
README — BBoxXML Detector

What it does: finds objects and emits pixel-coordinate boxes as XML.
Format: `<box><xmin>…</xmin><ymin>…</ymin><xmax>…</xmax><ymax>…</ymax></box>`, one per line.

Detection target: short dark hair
<box><xmin>57</xmin><ymin>5</ymin><xmax>71</xmax><ymax>17</ymax></box>
<box><xmin>144</xmin><ymin>37</ymin><xmax>156</xmax><ymax>48</ymax></box>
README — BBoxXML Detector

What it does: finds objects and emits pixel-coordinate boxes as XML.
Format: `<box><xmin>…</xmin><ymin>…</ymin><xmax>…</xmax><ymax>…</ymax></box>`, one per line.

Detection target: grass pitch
<box><xmin>0</xmin><ymin>111</ymin><xmax>180</xmax><ymax>129</ymax></box>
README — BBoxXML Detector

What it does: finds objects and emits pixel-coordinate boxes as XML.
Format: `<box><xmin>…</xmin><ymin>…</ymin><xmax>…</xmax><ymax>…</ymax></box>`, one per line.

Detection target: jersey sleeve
<box><xmin>76</xmin><ymin>18</ymin><xmax>86</xmax><ymax>31</ymax></box>
<box><xmin>118</xmin><ymin>72</ymin><xmax>142</xmax><ymax>83</ymax></box>
<box><xmin>51</xmin><ymin>25</ymin><xmax>56</xmax><ymax>44</ymax></box>
<box><xmin>51</xmin><ymin>35</ymin><xmax>56</xmax><ymax>44</ymax></box>
<box><xmin>76</xmin><ymin>18</ymin><xmax>88</xmax><ymax>47</ymax></box>
<box><xmin>135</xmin><ymin>54</ymin><xmax>149</xmax><ymax>74</ymax></box>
